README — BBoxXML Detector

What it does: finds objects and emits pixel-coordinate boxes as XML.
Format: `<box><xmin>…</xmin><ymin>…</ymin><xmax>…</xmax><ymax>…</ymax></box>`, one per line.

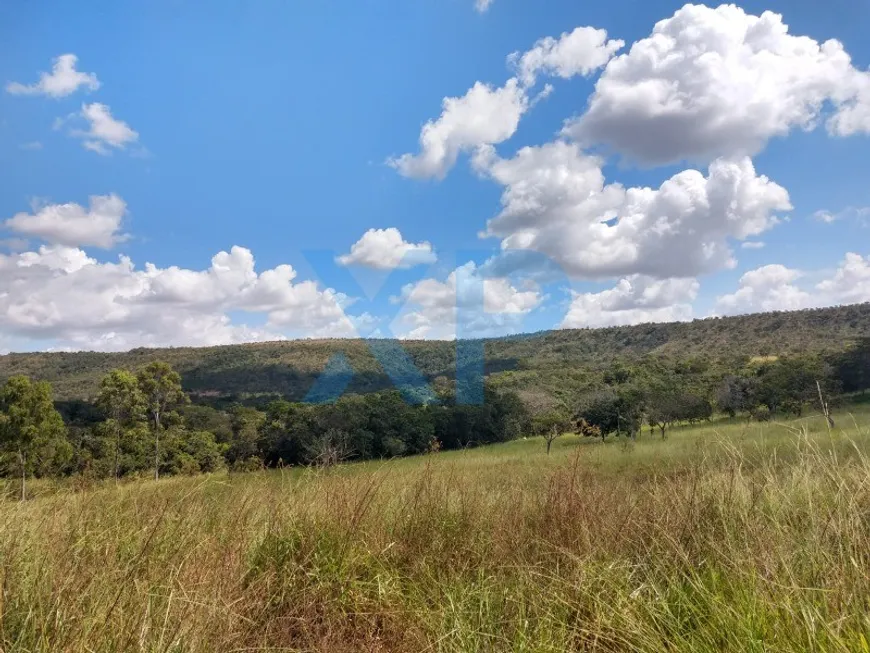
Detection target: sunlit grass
<box><xmin>3</xmin><ymin>408</ymin><xmax>870</xmax><ymax>651</ymax></box>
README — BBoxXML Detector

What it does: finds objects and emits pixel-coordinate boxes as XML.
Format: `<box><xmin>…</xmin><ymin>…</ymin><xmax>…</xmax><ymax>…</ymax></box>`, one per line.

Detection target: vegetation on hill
<box><xmin>1</xmin><ymin>303</ymin><xmax>869</xmax><ymax>403</ymax></box>
<box><xmin>2</xmin><ymin>305</ymin><xmax>870</xmax><ymax>649</ymax></box>
<box><xmin>1</xmin><ymin>304</ymin><xmax>870</xmax><ymax>490</ymax></box>
<box><xmin>0</xmin><ymin>333</ymin><xmax>864</xmax><ymax>491</ymax></box>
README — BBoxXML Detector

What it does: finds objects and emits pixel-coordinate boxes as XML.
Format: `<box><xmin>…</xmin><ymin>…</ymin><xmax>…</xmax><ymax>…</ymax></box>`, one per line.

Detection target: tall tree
<box><xmin>227</xmin><ymin>406</ymin><xmax>265</xmax><ymax>469</ymax></box>
<box><xmin>832</xmin><ymin>338</ymin><xmax>870</xmax><ymax>394</ymax></box>
<box><xmin>716</xmin><ymin>375</ymin><xmax>757</xmax><ymax>418</ymax></box>
<box><xmin>137</xmin><ymin>362</ymin><xmax>188</xmax><ymax>481</ymax></box>
<box><xmin>96</xmin><ymin>369</ymin><xmax>145</xmax><ymax>480</ymax></box>
<box><xmin>0</xmin><ymin>376</ymin><xmax>68</xmax><ymax>500</ymax></box>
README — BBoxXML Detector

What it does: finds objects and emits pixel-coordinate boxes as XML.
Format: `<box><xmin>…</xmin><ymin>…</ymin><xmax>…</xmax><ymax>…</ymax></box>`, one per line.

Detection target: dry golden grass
<box><xmin>3</xmin><ymin>411</ymin><xmax>870</xmax><ymax>651</ymax></box>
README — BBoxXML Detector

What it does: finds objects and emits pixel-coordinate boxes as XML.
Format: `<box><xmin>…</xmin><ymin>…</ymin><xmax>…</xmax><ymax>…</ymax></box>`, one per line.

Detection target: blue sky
<box><xmin>0</xmin><ymin>0</ymin><xmax>869</xmax><ymax>351</ymax></box>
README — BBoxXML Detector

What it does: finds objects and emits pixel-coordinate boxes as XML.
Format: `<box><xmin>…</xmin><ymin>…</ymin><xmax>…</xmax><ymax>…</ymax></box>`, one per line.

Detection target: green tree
<box><xmin>532</xmin><ymin>410</ymin><xmax>573</xmax><ymax>455</ymax></box>
<box><xmin>259</xmin><ymin>400</ymin><xmax>316</xmax><ymax>466</ymax></box>
<box><xmin>646</xmin><ymin>391</ymin><xmax>711</xmax><ymax>439</ymax></box>
<box><xmin>576</xmin><ymin>390</ymin><xmax>643</xmax><ymax>441</ymax></box>
<box><xmin>0</xmin><ymin>376</ymin><xmax>69</xmax><ymax>500</ymax></box>
<box><xmin>575</xmin><ymin>391</ymin><xmax>622</xmax><ymax>441</ymax></box>
<box><xmin>158</xmin><ymin>428</ymin><xmax>226</xmax><ymax>475</ymax></box>
<box><xmin>754</xmin><ymin>358</ymin><xmax>835</xmax><ymax>417</ymax></box>
<box><xmin>137</xmin><ymin>362</ymin><xmax>188</xmax><ymax>481</ymax></box>
<box><xmin>832</xmin><ymin>338</ymin><xmax>870</xmax><ymax>394</ymax></box>
<box><xmin>716</xmin><ymin>375</ymin><xmax>757</xmax><ymax>417</ymax></box>
<box><xmin>96</xmin><ymin>369</ymin><xmax>145</xmax><ymax>480</ymax></box>
<box><xmin>180</xmin><ymin>404</ymin><xmax>233</xmax><ymax>442</ymax></box>
<box><xmin>227</xmin><ymin>406</ymin><xmax>265</xmax><ymax>469</ymax></box>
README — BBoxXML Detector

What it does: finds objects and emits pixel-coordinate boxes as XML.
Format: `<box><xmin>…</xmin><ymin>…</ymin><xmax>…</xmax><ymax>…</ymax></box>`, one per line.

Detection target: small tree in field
<box><xmin>646</xmin><ymin>392</ymin><xmax>683</xmax><ymax>439</ymax></box>
<box><xmin>306</xmin><ymin>428</ymin><xmax>352</xmax><ymax>467</ymax></box>
<box><xmin>137</xmin><ymin>362</ymin><xmax>188</xmax><ymax>481</ymax></box>
<box><xmin>533</xmin><ymin>411</ymin><xmax>573</xmax><ymax>455</ymax></box>
<box><xmin>646</xmin><ymin>389</ymin><xmax>712</xmax><ymax>439</ymax></box>
<box><xmin>576</xmin><ymin>392</ymin><xmax>621</xmax><ymax>441</ymax></box>
<box><xmin>96</xmin><ymin>369</ymin><xmax>145</xmax><ymax>480</ymax></box>
<box><xmin>0</xmin><ymin>376</ymin><xmax>68</xmax><ymax>500</ymax></box>
<box><xmin>576</xmin><ymin>389</ymin><xmax>644</xmax><ymax>441</ymax></box>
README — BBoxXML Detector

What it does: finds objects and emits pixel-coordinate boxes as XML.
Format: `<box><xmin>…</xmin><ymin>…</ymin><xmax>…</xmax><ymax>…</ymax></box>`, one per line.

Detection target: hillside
<box><xmin>1</xmin><ymin>303</ymin><xmax>869</xmax><ymax>403</ymax></box>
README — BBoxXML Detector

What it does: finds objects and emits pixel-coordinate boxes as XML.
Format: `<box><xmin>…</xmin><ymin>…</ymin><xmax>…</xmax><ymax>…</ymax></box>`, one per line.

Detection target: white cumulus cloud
<box><xmin>392</xmin><ymin>262</ymin><xmax>541</xmax><ymax>339</ymax></box>
<box><xmin>714</xmin><ymin>254</ymin><xmax>870</xmax><ymax>316</ymax></box>
<box><xmin>816</xmin><ymin>253</ymin><xmax>870</xmax><ymax>305</ymax></box>
<box><xmin>5</xmin><ymin>194</ymin><xmax>128</xmax><ymax>249</ymax></box>
<box><xmin>561</xmin><ymin>275</ymin><xmax>698</xmax><ymax>328</ymax></box>
<box><xmin>6</xmin><ymin>54</ymin><xmax>100</xmax><ymax>98</ymax></box>
<box><xmin>391</xmin><ymin>24</ymin><xmax>621</xmax><ymax>180</ymax></box>
<box><xmin>64</xmin><ymin>103</ymin><xmax>139</xmax><ymax>155</ymax></box>
<box><xmin>476</xmin><ymin>140</ymin><xmax>791</xmax><ymax>279</ymax></box>
<box><xmin>566</xmin><ymin>4</ymin><xmax>870</xmax><ymax>164</ymax></box>
<box><xmin>336</xmin><ymin>228</ymin><xmax>437</xmax><ymax>269</ymax></box>
<box><xmin>389</xmin><ymin>79</ymin><xmax>529</xmax><ymax>180</ymax></box>
<box><xmin>0</xmin><ymin>245</ymin><xmax>368</xmax><ymax>351</ymax></box>
<box><xmin>511</xmin><ymin>26</ymin><xmax>624</xmax><ymax>87</ymax></box>
<box><xmin>714</xmin><ymin>264</ymin><xmax>812</xmax><ymax>315</ymax></box>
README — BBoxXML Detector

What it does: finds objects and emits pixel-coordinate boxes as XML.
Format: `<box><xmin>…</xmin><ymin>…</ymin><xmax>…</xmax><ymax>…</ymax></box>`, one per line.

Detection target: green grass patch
<box><xmin>3</xmin><ymin>408</ymin><xmax>870</xmax><ymax>651</ymax></box>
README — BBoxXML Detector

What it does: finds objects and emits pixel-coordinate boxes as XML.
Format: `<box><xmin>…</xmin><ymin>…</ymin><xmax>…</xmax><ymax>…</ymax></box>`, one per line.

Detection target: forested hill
<box><xmin>2</xmin><ymin>303</ymin><xmax>869</xmax><ymax>403</ymax></box>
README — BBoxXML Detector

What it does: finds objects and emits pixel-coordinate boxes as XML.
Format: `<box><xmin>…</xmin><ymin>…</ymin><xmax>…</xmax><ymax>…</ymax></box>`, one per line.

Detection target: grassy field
<box><xmin>3</xmin><ymin>411</ymin><xmax>870</xmax><ymax>652</ymax></box>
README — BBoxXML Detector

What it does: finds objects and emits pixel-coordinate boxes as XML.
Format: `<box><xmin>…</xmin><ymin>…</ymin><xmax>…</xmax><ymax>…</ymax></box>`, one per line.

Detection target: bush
<box><xmin>380</xmin><ymin>436</ymin><xmax>407</xmax><ymax>458</ymax></box>
<box><xmin>750</xmin><ymin>405</ymin><xmax>772</xmax><ymax>422</ymax></box>
<box><xmin>231</xmin><ymin>456</ymin><xmax>264</xmax><ymax>473</ymax></box>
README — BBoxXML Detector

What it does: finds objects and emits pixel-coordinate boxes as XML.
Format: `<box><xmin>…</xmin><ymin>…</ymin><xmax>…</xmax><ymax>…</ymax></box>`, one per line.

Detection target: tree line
<box><xmin>2</xmin><ymin>338</ymin><xmax>869</xmax><ymax>496</ymax></box>
<box><xmin>529</xmin><ymin>341</ymin><xmax>870</xmax><ymax>449</ymax></box>
<box><xmin>0</xmin><ymin>361</ymin><xmax>529</xmax><ymax>498</ymax></box>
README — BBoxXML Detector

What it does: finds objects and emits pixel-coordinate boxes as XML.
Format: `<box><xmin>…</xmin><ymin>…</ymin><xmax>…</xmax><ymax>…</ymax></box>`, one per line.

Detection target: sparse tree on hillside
<box><xmin>646</xmin><ymin>392</ymin><xmax>711</xmax><ymax>439</ymax></box>
<box><xmin>0</xmin><ymin>376</ymin><xmax>69</xmax><ymax>500</ymax></box>
<box><xmin>96</xmin><ymin>369</ymin><xmax>145</xmax><ymax>480</ymax></box>
<box><xmin>646</xmin><ymin>396</ymin><xmax>679</xmax><ymax>439</ymax></box>
<box><xmin>577</xmin><ymin>389</ymin><xmax>644</xmax><ymax>441</ymax></box>
<box><xmin>532</xmin><ymin>410</ymin><xmax>573</xmax><ymax>455</ymax></box>
<box><xmin>576</xmin><ymin>392</ymin><xmax>621</xmax><ymax>442</ymax></box>
<box><xmin>137</xmin><ymin>362</ymin><xmax>188</xmax><ymax>481</ymax></box>
<box><xmin>683</xmin><ymin>395</ymin><xmax>714</xmax><ymax>423</ymax></box>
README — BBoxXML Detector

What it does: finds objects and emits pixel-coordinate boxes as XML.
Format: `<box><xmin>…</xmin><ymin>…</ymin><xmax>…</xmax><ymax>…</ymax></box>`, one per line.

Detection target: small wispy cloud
<box><xmin>741</xmin><ymin>241</ymin><xmax>765</xmax><ymax>249</ymax></box>
<box><xmin>813</xmin><ymin>210</ymin><xmax>837</xmax><ymax>223</ymax></box>
<box><xmin>475</xmin><ymin>0</ymin><xmax>494</xmax><ymax>13</ymax></box>
<box><xmin>56</xmin><ymin>103</ymin><xmax>140</xmax><ymax>155</ymax></box>
<box><xmin>813</xmin><ymin>206</ymin><xmax>870</xmax><ymax>224</ymax></box>
<box><xmin>19</xmin><ymin>141</ymin><xmax>42</xmax><ymax>151</ymax></box>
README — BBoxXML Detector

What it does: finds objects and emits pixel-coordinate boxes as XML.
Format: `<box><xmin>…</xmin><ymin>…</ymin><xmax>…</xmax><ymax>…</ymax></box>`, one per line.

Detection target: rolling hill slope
<box><xmin>1</xmin><ymin>303</ymin><xmax>868</xmax><ymax>402</ymax></box>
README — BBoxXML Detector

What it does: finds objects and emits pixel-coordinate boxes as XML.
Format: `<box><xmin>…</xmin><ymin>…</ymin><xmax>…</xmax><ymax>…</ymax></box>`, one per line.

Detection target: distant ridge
<box><xmin>2</xmin><ymin>303</ymin><xmax>869</xmax><ymax>402</ymax></box>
